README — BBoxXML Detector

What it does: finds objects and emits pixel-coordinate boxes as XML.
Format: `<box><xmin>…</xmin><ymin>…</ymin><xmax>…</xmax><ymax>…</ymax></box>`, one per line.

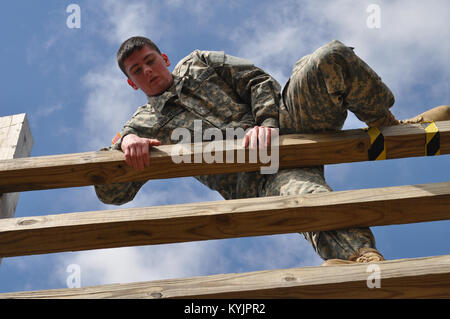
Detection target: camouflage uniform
<box><xmin>95</xmin><ymin>40</ymin><xmax>395</xmax><ymax>260</ymax></box>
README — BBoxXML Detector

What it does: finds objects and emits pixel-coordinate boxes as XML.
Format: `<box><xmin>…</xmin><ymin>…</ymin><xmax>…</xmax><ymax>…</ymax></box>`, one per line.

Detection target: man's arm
<box><xmin>174</xmin><ymin>50</ymin><xmax>281</xmax><ymax>149</ymax></box>
<box><xmin>188</xmin><ymin>51</ymin><xmax>282</xmax><ymax>129</ymax></box>
<box><xmin>94</xmin><ymin>107</ymin><xmax>160</xmax><ymax>205</ymax></box>
<box><xmin>212</xmin><ymin>52</ymin><xmax>281</xmax><ymax>149</ymax></box>
<box><xmin>94</xmin><ymin>178</ymin><xmax>146</xmax><ymax>206</ymax></box>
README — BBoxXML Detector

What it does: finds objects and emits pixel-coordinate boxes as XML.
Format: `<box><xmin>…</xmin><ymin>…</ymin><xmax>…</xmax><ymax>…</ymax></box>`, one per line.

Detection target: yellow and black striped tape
<box><xmin>366</xmin><ymin>126</ymin><xmax>386</xmax><ymax>161</ymax></box>
<box><xmin>422</xmin><ymin>122</ymin><xmax>440</xmax><ymax>156</ymax></box>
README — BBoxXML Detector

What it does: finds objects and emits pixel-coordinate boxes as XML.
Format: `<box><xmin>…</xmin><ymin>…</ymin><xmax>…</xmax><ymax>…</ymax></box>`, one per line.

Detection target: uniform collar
<box><xmin>146</xmin><ymin>75</ymin><xmax>184</xmax><ymax>113</ymax></box>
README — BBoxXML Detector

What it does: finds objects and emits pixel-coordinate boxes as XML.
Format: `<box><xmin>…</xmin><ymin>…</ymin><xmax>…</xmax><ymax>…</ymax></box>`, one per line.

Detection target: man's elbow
<box><xmin>94</xmin><ymin>184</ymin><xmax>135</xmax><ymax>206</ymax></box>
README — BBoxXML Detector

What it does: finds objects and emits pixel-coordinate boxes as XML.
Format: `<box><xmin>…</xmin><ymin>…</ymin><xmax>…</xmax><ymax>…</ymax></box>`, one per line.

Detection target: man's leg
<box><xmin>279</xmin><ymin>40</ymin><xmax>450</xmax><ymax>132</ymax></box>
<box><xmin>274</xmin><ymin>40</ymin><xmax>391</xmax><ymax>262</ymax></box>
<box><xmin>281</xmin><ymin>40</ymin><xmax>396</xmax><ymax>133</ymax></box>
<box><xmin>262</xmin><ymin>168</ymin><xmax>378</xmax><ymax>261</ymax></box>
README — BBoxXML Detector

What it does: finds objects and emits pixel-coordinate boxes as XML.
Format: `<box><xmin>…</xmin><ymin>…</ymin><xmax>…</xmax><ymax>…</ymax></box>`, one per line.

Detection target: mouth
<box><xmin>149</xmin><ymin>76</ymin><xmax>159</xmax><ymax>85</ymax></box>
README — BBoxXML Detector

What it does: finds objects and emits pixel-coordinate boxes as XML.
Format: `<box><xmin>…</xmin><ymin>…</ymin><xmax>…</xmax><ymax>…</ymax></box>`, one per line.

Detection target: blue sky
<box><xmin>0</xmin><ymin>0</ymin><xmax>449</xmax><ymax>293</ymax></box>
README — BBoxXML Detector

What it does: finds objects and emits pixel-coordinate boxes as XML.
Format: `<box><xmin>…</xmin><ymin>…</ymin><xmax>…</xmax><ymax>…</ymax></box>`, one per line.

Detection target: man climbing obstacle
<box><xmin>94</xmin><ymin>36</ymin><xmax>449</xmax><ymax>265</ymax></box>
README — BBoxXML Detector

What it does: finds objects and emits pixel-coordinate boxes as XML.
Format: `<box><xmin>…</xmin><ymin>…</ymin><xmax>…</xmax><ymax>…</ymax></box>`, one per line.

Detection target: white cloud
<box><xmin>100</xmin><ymin>0</ymin><xmax>167</xmax><ymax>45</ymax></box>
<box><xmin>231</xmin><ymin>234</ymin><xmax>323</xmax><ymax>272</ymax></box>
<box><xmin>56</xmin><ymin>242</ymin><xmax>227</xmax><ymax>287</ymax></box>
<box><xmin>165</xmin><ymin>0</ymin><xmax>244</xmax><ymax>23</ymax></box>
<box><xmin>114</xmin><ymin>178</ymin><xmax>224</xmax><ymax>208</ymax></box>
<box><xmin>165</xmin><ymin>0</ymin><xmax>210</xmax><ymax>18</ymax></box>
<box><xmin>28</xmin><ymin>103</ymin><xmax>65</xmax><ymax>132</ymax></box>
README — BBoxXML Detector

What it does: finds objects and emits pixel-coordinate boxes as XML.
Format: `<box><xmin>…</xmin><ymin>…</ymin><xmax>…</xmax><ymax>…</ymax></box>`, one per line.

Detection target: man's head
<box><xmin>117</xmin><ymin>36</ymin><xmax>173</xmax><ymax>96</ymax></box>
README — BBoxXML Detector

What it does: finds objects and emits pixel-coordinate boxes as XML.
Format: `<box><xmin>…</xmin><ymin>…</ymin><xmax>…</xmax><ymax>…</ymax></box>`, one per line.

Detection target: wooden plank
<box><xmin>0</xmin><ymin>113</ymin><xmax>33</xmax><ymax>219</ymax></box>
<box><xmin>0</xmin><ymin>181</ymin><xmax>449</xmax><ymax>258</ymax></box>
<box><xmin>0</xmin><ymin>121</ymin><xmax>449</xmax><ymax>193</ymax></box>
<box><xmin>1</xmin><ymin>254</ymin><xmax>449</xmax><ymax>298</ymax></box>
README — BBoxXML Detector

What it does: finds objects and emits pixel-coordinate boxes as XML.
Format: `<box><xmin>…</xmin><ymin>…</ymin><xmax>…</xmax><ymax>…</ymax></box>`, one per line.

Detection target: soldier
<box><xmin>95</xmin><ymin>36</ymin><xmax>449</xmax><ymax>265</ymax></box>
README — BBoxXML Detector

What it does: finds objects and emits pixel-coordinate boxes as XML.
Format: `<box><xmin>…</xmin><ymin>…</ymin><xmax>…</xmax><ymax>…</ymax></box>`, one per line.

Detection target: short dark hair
<box><xmin>117</xmin><ymin>36</ymin><xmax>162</xmax><ymax>77</ymax></box>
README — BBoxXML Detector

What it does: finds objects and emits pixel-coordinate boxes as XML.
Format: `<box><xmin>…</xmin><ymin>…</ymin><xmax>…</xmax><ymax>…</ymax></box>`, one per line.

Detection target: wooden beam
<box><xmin>0</xmin><ymin>121</ymin><xmax>449</xmax><ymax>193</ymax></box>
<box><xmin>0</xmin><ymin>113</ymin><xmax>33</xmax><ymax>218</ymax></box>
<box><xmin>1</xmin><ymin>254</ymin><xmax>449</xmax><ymax>298</ymax></box>
<box><xmin>1</xmin><ymin>181</ymin><xmax>449</xmax><ymax>258</ymax></box>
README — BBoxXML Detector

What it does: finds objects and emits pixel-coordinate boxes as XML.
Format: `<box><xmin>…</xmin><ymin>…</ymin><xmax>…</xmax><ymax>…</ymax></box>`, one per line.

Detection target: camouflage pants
<box><xmin>263</xmin><ymin>40</ymin><xmax>395</xmax><ymax>260</ymax></box>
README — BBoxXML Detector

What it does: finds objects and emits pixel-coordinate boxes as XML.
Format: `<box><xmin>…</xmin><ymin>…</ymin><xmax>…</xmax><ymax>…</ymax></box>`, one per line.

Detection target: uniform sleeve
<box><xmin>93</xmin><ymin>143</ymin><xmax>147</xmax><ymax>205</ymax></box>
<box><xmin>110</xmin><ymin>105</ymin><xmax>156</xmax><ymax>151</ymax></box>
<box><xmin>93</xmin><ymin>106</ymin><xmax>157</xmax><ymax>205</ymax></box>
<box><xmin>94</xmin><ymin>176</ymin><xmax>146</xmax><ymax>205</ymax></box>
<box><xmin>205</xmin><ymin>51</ymin><xmax>282</xmax><ymax>128</ymax></box>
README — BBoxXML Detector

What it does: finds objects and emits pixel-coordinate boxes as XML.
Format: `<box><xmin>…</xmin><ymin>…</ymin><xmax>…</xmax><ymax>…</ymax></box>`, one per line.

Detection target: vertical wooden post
<box><xmin>0</xmin><ymin>113</ymin><xmax>33</xmax><ymax>265</ymax></box>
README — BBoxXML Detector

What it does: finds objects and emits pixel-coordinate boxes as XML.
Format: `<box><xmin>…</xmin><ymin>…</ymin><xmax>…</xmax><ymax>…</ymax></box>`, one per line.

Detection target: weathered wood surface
<box><xmin>0</xmin><ymin>113</ymin><xmax>33</xmax><ymax>266</ymax></box>
<box><xmin>0</xmin><ymin>121</ymin><xmax>448</xmax><ymax>193</ymax></box>
<box><xmin>1</xmin><ymin>255</ymin><xmax>449</xmax><ymax>298</ymax></box>
<box><xmin>0</xmin><ymin>113</ymin><xmax>33</xmax><ymax>219</ymax></box>
<box><xmin>1</xmin><ymin>181</ymin><xmax>449</xmax><ymax>258</ymax></box>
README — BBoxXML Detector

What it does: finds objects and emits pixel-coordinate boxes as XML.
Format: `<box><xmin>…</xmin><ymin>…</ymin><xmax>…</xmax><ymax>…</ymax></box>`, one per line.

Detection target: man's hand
<box><xmin>121</xmin><ymin>134</ymin><xmax>161</xmax><ymax>170</ymax></box>
<box><xmin>242</xmin><ymin>126</ymin><xmax>278</xmax><ymax>149</ymax></box>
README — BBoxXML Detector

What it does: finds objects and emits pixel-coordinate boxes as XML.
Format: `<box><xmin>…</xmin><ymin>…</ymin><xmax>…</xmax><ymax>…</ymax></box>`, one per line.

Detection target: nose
<box><xmin>143</xmin><ymin>65</ymin><xmax>152</xmax><ymax>76</ymax></box>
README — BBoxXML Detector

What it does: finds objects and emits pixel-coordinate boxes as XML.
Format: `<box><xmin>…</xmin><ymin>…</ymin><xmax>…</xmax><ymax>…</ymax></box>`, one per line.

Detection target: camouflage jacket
<box><xmin>95</xmin><ymin>50</ymin><xmax>287</xmax><ymax>204</ymax></box>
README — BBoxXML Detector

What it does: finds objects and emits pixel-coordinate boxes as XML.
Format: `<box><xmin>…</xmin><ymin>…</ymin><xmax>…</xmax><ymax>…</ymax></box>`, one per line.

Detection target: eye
<box><xmin>133</xmin><ymin>67</ymin><xmax>142</xmax><ymax>75</ymax></box>
<box><xmin>146</xmin><ymin>59</ymin><xmax>154</xmax><ymax>66</ymax></box>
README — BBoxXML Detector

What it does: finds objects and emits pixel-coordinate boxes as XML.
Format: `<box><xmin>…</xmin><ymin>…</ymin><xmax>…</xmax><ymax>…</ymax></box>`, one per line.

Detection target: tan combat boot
<box><xmin>367</xmin><ymin>105</ymin><xmax>450</xmax><ymax>127</ymax></box>
<box><xmin>349</xmin><ymin>247</ymin><xmax>385</xmax><ymax>263</ymax></box>
<box><xmin>321</xmin><ymin>248</ymin><xmax>385</xmax><ymax>266</ymax></box>
<box><xmin>400</xmin><ymin>105</ymin><xmax>450</xmax><ymax>124</ymax></box>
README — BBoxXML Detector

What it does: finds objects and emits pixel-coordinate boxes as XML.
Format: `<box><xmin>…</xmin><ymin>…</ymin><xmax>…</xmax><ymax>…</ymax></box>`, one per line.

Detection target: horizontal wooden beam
<box><xmin>1</xmin><ymin>255</ymin><xmax>449</xmax><ymax>298</ymax></box>
<box><xmin>1</xmin><ymin>181</ymin><xmax>449</xmax><ymax>258</ymax></box>
<box><xmin>0</xmin><ymin>121</ymin><xmax>449</xmax><ymax>193</ymax></box>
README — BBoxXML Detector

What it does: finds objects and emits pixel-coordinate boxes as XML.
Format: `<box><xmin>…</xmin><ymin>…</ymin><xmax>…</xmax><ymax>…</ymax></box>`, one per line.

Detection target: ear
<box><xmin>127</xmin><ymin>78</ymin><xmax>139</xmax><ymax>90</ymax></box>
<box><xmin>162</xmin><ymin>53</ymin><xmax>171</xmax><ymax>67</ymax></box>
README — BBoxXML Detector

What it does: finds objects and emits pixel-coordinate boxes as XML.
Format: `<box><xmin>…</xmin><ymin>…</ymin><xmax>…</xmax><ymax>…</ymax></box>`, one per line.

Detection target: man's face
<box><xmin>124</xmin><ymin>46</ymin><xmax>173</xmax><ymax>96</ymax></box>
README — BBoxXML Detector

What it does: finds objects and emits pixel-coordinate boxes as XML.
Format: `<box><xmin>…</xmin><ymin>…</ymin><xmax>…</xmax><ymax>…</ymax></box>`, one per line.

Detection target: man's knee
<box><xmin>290</xmin><ymin>40</ymin><xmax>352</xmax><ymax>76</ymax></box>
<box><xmin>314</xmin><ymin>40</ymin><xmax>353</xmax><ymax>61</ymax></box>
<box><xmin>262</xmin><ymin>167</ymin><xmax>331</xmax><ymax>197</ymax></box>
<box><xmin>279</xmin><ymin>179</ymin><xmax>331</xmax><ymax>196</ymax></box>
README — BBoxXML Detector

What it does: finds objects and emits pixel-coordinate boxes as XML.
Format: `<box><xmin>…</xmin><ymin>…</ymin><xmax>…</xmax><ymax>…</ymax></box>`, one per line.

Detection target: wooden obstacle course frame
<box><xmin>0</xmin><ymin>116</ymin><xmax>449</xmax><ymax>299</ymax></box>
